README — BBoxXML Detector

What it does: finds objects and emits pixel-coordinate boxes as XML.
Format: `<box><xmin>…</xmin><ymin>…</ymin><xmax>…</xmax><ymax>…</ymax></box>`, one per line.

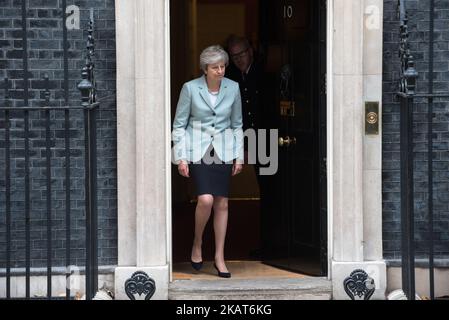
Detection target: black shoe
<box><xmin>214</xmin><ymin>263</ymin><xmax>231</xmax><ymax>278</ymax></box>
<box><xmin>191</xmin><ymin>260</ymin><xmax>203</xmax><ymax>271</ymax></box>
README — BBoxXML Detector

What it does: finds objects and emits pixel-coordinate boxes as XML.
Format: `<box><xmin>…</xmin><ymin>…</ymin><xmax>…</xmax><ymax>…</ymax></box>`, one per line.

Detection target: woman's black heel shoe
<box><xmin>214</xmin><ymin>263</ymin><xmax>231</xmax><ymax>278</ymax></box>
<box><xmin>191</xmin><ymin>260</ymin><xmax>203</xmax><ymax>271</ymax></box>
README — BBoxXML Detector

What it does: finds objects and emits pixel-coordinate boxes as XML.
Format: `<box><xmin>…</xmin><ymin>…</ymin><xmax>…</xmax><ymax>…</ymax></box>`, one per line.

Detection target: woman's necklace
<box><xmin>206</xmin><ymin>78</ymin><xmax>220</xmax><ymax>96</ymax></box>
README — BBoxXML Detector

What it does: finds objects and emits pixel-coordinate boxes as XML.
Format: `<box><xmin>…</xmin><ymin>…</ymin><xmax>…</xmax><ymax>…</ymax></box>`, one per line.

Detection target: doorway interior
<box><xmin>170</xmin><ymin>0</ymin><xmax>327</xmax><ymax>279</ymax></box>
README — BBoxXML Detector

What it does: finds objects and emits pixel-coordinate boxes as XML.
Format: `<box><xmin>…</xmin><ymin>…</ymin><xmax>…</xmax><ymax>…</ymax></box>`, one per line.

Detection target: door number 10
<box><xmin>283</xmin><ymin>5</ymin><xmax>293</xmax><ymax>19</ymax></box>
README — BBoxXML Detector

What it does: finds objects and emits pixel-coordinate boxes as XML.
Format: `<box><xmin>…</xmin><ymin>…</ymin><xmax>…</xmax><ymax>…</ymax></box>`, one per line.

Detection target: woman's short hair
<box><xmin>199</xmin><ymin>45</ymin><xmax>229</xmax><ymax>72</ymax></box>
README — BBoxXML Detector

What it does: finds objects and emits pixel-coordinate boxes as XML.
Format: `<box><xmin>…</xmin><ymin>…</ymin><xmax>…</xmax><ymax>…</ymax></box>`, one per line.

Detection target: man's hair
<box><xmin>227</xmin><ymin>35</ymin><xmax>251</xmax><ymax>51</ymax></box>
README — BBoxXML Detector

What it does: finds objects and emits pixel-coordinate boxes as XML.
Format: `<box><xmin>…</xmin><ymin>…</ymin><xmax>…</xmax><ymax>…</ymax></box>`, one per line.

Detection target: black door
<box><xmin>260</xmin><ymin>0</ymin><xmax>327</xmax><ymax>276</ymax></box>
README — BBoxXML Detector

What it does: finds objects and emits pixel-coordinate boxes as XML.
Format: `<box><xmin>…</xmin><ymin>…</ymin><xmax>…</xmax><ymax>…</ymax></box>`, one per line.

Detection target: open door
<box><xmin>260</xmin><ymin>0</ymin><xmax>327</xmax><ymax>276</ymax></box>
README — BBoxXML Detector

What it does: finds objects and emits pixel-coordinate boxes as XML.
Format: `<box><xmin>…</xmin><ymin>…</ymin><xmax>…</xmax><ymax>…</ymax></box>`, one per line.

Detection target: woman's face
<box><xmin>205</xmin><ymin>61</ymin><xmax>226</xmax><ymax>81</ymax></box>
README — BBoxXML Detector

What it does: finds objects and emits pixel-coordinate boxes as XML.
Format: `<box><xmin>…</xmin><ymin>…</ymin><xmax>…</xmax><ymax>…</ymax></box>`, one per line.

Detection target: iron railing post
<box><xmin>400</xmin><ymin>94</ymin><xmax>415</xmax><ymax>300</ymax></box>
<box><xmin>4</xmin><ymin>78</ymin><xmax>11</xmax><ymax>299</ymax></box>
<box><xmin>21</xmin><ymin>0</ymin><xmax>31</xmax><ymax>299</ymax></box>
<box><xmin>61</xmin><ymin>0</ymin><xmax>73</xmax><ymax>300</ymax></box>
<box><xmin>397</xmin><ymin>0</ymin><xmax>419</xmax><ymax>300</ymax></box>
<box><xmin>89</xmin><ymin>105</ymin><xmax>98</xmax><ymax>295</ymax></box>
<box><xmin>78</xmin><ymin>11</ymin><xmax>98</xmax><ymax>297</ymax></box>
<box><xmin>44</xmin><ymin>75</ymin><xmax>53</xmax><ymax>299</ymax></box>
<box><xmin>79</xmin><ymin>69</ymin><xmax>93</xmax><ymax>299</ymax></box>
<box><xmin>427</xmin><ymin>0</ymin><xmax>435</xmax><ymax>301</ymax></box>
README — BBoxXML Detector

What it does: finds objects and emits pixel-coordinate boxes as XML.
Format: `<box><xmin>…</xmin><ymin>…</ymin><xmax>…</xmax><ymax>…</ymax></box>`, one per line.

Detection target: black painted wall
<box><xmin>383</xmin><ymin>0</ymin><xmax>449</xmax><ymax>262</ymax></box>
<box><xmin>0</xmin><ymin>0</ymin><xmax>117</xmax><ymax>268</ymax></box>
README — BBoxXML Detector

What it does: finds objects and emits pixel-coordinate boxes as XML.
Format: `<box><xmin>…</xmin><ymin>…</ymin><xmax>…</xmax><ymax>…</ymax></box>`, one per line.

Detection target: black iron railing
<box><xmin>0</xmin><ymin>8</ymin><xmax>99</xmax><ymax>300</ymax></box>
<box><xmin>397</xmin><ymin>0</ymin><xmax>447</xmax><ymax>300</ymax></box>
<box><xmin>397</xmin><ymin>0</ymin><xmax>418</xmax><ymax>300</ymax></box>
<box><xmin>0</xmin><ymin>89</ymin><xmax>99</xmax><ymax>300</ymax></box>
<box><xmin>78</xmin><ymin>15</ymin><xmax>99</xmax><ymax>299</ymax></box>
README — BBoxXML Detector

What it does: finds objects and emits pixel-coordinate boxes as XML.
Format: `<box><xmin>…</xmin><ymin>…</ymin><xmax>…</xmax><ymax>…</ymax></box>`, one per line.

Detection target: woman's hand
<box><xmin>232</xmin><ymin>163</ymin><xmax>243</xmax><ymax>176</ymax></box>
<box><xmin>178</xmin><ymin>161</ymin><xmax>190</xmax><ymax>177</ymax></box>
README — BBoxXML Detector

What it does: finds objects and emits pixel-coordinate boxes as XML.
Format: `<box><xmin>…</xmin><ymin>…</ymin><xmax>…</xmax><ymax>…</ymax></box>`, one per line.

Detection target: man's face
<box><xmin>229</xmin><ymin>44</ymin><xmax>253</xmax><ymax>73</ymax></box>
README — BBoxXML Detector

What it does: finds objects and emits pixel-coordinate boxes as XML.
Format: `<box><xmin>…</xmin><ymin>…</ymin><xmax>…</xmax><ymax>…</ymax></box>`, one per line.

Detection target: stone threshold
<box><xmin>169</xmin><ymin>277</ymin><xmax>332</xmax><ymax>300</ymax></box>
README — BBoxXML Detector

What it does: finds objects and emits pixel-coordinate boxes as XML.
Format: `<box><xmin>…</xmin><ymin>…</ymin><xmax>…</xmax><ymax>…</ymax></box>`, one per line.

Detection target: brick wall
<box><xmin>383</xmin><ymin>0</ymin><xmax>449</xmax><ymax>261</ymax></box>
<box><xmin>0</xmin><ymin>0</ymin><xmax>117</xmax><ymax>268</ymax></box>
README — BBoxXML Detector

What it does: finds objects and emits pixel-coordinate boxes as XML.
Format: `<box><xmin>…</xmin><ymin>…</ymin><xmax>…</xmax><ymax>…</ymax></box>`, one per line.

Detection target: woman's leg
<box><xmin>213</xmin><ymin>196</ymin><xmax>229</xmax><ymax>272</ymax></box>
<box><xmin>191</xmin><ymin>194</ymin><xmax>214</xmax><ymax>262</ymax></box>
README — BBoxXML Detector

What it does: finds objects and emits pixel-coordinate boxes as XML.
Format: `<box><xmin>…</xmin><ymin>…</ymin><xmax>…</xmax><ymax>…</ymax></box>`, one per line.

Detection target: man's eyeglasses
<box><xmin>230</xmin><ymin>48</ymin><xmax>249</xmax><ymax>60</ymax></box>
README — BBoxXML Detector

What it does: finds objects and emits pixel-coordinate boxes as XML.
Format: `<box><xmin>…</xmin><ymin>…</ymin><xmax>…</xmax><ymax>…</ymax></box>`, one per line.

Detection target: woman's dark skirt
<box><xmin>190</xmin><ymin>147</ymin><xmax>233</xmax><ymax>197</ymax></box>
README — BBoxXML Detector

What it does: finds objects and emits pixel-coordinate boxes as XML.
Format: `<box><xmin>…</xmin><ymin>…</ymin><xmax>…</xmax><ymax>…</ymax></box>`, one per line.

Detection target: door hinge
<box><xmin>321</xmin><ymin>157</ymin><xmax>327</xmax><ymax>174</ymax></box>
<box><xmin>321</xmin><ymin>0</ymin><xmax>327</xmax><ymax>10</ymax></box>
<box><xmin>321</xmin><ymin>73</ymin><xmax>327</xmax><ymax>96</ymax></box>
<box><xmin>324</xmin><ymin>73</ymin><xmax>327</xmax><ymax>95</ymax></box>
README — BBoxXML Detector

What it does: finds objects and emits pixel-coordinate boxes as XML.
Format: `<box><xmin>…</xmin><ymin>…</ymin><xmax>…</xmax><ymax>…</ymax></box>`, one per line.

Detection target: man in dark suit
<box><xmin>226</xmin><ymin>36</ymin><xmax>272</xmax><ymax>259</ymax></box>
<box><xmin>226</xmin><ymin>36</ymin><xmax>265</xmax><ymax>135</ymax></box>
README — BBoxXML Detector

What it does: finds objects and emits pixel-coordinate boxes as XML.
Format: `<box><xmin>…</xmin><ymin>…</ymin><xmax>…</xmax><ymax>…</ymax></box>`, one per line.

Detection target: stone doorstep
<box><xmin>169</xmin><ymin>277</ymin><xmax>332</xmax><ymax>300</ymax></box>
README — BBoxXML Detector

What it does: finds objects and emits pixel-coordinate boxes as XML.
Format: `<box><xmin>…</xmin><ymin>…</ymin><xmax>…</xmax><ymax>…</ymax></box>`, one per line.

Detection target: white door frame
<box><xmin>165</xmin><ymin>0</ymin><xmax>334</xmax><ymax>281</ymax></box>
<box><xmin>165</xmin><ymin>0</ymin><xmax>173</xmax><ymax>282</ymax></box>
<box><xmin>326</xmin><ymin>0</ymin><xmax>334</xmax><ymax>280</ymax></box>
<box><xmin>114</xmin><ymin>0</ymin><xmax>386</xmax><ymax>300</ymax></box>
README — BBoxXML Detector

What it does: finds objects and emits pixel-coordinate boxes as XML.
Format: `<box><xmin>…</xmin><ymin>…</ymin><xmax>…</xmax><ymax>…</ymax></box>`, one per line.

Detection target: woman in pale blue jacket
<box><xmin>172</xmin><ymin>45</ymin><xmax>244</xmax><ymax>278</ymax></box>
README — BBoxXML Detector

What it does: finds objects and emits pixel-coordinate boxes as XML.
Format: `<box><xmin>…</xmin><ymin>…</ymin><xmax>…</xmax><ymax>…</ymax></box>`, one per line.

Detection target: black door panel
<box><xmin>260</xmin><ymin>0</ymin><xmax>327</xmax><ymax>276</ymax></box>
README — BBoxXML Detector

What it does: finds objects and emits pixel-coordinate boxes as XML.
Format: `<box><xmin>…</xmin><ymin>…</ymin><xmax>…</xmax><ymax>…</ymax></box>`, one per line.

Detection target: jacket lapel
<box><xmin>215</xmin><ymin>79</ymin><xmax>227</xmax><ymax>108</ymax></box>
<box><xmin>198</xmin><ymin>76</ymin><xmax>214</xmax><ymax>111</ymax></box>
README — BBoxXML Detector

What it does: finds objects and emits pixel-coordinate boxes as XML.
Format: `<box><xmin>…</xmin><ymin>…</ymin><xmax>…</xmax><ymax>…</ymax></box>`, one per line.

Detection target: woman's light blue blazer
<box><xmin>172</xmin><ymin>75</ymin><xmax>244</xmax><ymax>164</ymax></box>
